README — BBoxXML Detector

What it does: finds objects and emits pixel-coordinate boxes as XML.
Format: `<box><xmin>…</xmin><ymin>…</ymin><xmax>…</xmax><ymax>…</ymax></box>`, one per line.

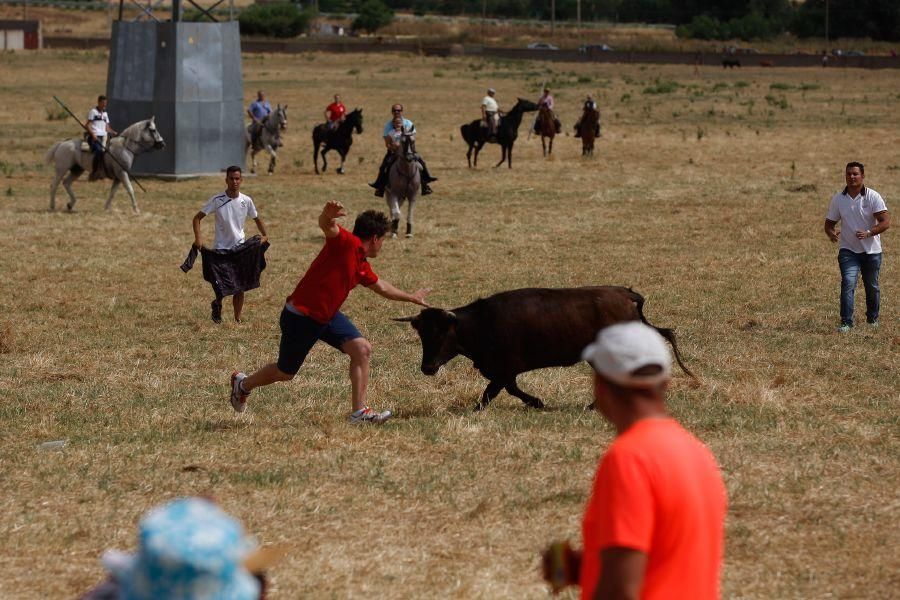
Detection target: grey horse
<box><xmin>45</xmin><ymin>117</ymin><xmax>165</xmax><ymax>214</ymax></box>
<box><xmin>386</xmin><ymin>133</ymin><xmax>420</xmax><ymax>238</ymax></box>
<box><xmin>245</xmin><ymin>103</ymin><xmax>287</xmax><ymax>175</ymax></box>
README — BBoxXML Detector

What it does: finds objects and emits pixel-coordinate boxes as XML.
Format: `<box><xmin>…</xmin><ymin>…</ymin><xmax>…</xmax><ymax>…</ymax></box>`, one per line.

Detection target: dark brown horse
<box><xmin>536</xmin><ymin>106</ymin><xmax>557</xmax><ymax>157</ymax></box>
<box><xmin>576</xmin><ymin>108</ymin><xmax>600</xmax><ymax>157</ymax></box>
<box><xmin>460</xmin><ymin>98</ymin><xmax>539</xmax><ymax>169</ymax></box>
<box><xmin>312</xmin><ymin>108</ymin><xmax>363</xmax><ymax>174</ymax></box>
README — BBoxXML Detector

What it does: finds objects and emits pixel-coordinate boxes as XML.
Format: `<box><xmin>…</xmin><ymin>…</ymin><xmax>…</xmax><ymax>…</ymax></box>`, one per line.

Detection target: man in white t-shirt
<box><xmin>481</xmin><ymin>88</ymin><xmax>500</xmax><ymax>136</ymax></box>
<box><xmin>192</xmin><ymin>166</ymin><xmax>269</xmax><ymax>323</ymax></box>
<box><xmin>824</xmin><ymin>161</ymin><xmax>891</xmax><ymax>332</ymax></box>
<box><xmin>86</xmin><ymin>95</ymin><xmax>117</xmax><ymax>179</ymax></box>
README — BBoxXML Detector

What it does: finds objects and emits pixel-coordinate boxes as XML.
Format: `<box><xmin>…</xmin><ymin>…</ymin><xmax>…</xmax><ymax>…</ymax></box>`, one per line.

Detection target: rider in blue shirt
<box><xmin>369</xmin><ymin>104</ymin><xmax>436</xmax><ymax>197</ymax></box>
<box><xmin>247</xmin><ymin>90</ymin><xmax>272</xmax><ymax>145</ymax></box>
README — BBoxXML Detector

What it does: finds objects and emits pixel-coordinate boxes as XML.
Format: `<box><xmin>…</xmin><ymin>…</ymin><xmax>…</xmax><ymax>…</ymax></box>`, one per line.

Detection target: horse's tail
<box><xmin>45</xmin><ymin>141</ymin><xmax>62</xmax><ymax>165</ymax></box>
<box><xmin>460</xmin><ymin>123</ymin><xmax>473</xmax><ymax>145</ymax></box>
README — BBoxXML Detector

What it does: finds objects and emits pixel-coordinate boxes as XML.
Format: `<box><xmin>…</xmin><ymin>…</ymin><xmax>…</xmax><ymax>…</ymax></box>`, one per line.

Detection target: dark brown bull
<box><xmin>394</xmin><ymin>286</ymin><xmax>693</xmax><ymax>411</ymax></box>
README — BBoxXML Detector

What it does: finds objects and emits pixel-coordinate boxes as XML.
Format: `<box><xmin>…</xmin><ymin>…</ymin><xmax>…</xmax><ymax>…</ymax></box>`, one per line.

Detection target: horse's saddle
<box><xmin>81</xmin><ymin>140</ymin><xmax>91</xmax><ymax>152</ymax></box>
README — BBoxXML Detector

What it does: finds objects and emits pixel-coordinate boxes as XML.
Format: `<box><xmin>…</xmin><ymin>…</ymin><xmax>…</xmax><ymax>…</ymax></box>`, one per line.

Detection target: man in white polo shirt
<box><xmin>192</xmin><ymin>166</ymin><xmax>268</xmax><ymax>324</ymax></box>
<box><xmin>824</xmin><ymin>162</ymin><xmax>891</xmax><ymax>332</ymax></box>
<box><xmin>481</xmin><ymin>88</ymin><xmax>500</xmax><ymax>137</ymax></box>
<box><xmin>86</xmin><ymin>95</ymin><xmax>117</xmax><ymax>180</ymax></box>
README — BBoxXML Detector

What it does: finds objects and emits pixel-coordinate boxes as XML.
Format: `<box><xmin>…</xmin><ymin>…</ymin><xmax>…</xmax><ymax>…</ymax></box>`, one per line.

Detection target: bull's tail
<box><xmin>630</xmin><ymin>288</ymin><xmax>696</xmax><ymax>379</ymax></box>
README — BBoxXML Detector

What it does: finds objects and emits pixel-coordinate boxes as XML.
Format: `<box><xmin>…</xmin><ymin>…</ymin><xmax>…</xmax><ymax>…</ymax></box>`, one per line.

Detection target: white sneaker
<box><xmin>349</xmin><ymin>407</ymin><xmax>392</xmax><ymax>424</ymax></box>
<box><xmin>230</xmin><ymin>371</ymin><xmax>249</xmax><ymax>413</ymax></box>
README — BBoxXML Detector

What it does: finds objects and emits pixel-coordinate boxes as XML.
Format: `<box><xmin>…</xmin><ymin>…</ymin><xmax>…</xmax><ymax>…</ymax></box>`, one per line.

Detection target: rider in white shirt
<box><xmin>481</xmin><ymin>88</ymin><xmax>500</xmax><ymax>136</ymax></box>
<box><xmin>86</xmin><ymin>95</ymin><xmax>117</xmax><ymax>178</ymax></box>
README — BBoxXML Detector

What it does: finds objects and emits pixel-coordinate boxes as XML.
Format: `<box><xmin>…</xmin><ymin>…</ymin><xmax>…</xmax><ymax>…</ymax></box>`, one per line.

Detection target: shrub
<box><xmin>677</xmin><ymin>12</ymin><xmax>784</xmax><ymax>41</ymax></box>
<box><xmin>643</xmin><ymin>80</ymin><xmax>679</xmax><ymax>95</ymax></box>
<box><xmin>239</xmin><ymin>3</ymin><xmax>313</xmax><ymax>38</ymax></box>
<box><xmin>352</xmin><ymin>0</ymin><xmax>394</xmax><ymax>34</ymax></box>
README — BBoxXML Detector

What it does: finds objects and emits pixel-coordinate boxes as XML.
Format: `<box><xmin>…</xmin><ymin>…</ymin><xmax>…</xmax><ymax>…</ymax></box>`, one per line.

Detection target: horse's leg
<box><xmin>313</xmin><ymin>140</ymin><xmax>321</xmax><ymax>174</ymax></box>
<box><xmin>387</xmin><ymin>193</ymin><xmax>400</xmax><ymax>238</ymax></box>
<box><xmin>123</xmin><ymin>174</ymin><xmax>138</xmax><ymax>213</ymax></box>
<box><xmin>507</xmin><ymin>143</ymin><xmax>514</xmax><ymax>169</ymax></box>
<box><xmin>62</xmin><ymin>171</ymin><xmax>79</xmax><ymax>211</ymax></box>
<box><xmin>105</xmin><ymin>179</ymin><xmax>121</xmax><ymax>211</ymax></box>
<box><xmin>321</xmin><ymin>147</ymin><xmax>329</xmax><ymax>173</ymax></box>
<box><xmin>495</xmin><ymin>145</ymin><xmax>506</xmax><ymax>168</ymax></box>
<box><xmin>549</xmin><ymin>136</ymin><xmax>553</xmax><ymax>156</ymax></box>
<box><xmin>266</xmin><ymin>145</ymin><xmax>276</xmax><ymax>175</ymax></box>
<box><xmin>406</xmin><ymin>196</ymin><xmax>416</xmax><ymax>238</ymax></box>
<box><xmin>250</xmin><ymin>149</ymin><xmax>257</xmax><ymax>174</ymax></box>
<box><xmin>49</xmin><ymin>170</ymin><xmax>65</xmax><ymax>211</ymax></box>
<box><xmin>337</xmin><ymin>150</ymin><xmax>346</xmax><ymax>175</ymax></box>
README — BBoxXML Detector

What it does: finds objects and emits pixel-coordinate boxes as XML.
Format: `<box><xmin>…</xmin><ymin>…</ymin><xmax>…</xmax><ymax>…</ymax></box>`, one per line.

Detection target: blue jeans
<box><xmin>838</xmin><ymin>249</ymin><xmax>882</xmax><ymax>326</ymax></box>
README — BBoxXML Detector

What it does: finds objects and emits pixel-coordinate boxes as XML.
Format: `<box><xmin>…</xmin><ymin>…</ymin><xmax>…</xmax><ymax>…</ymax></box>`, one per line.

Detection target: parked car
<box><xmin>844</xmin><ymin>50</ymin><xmax>866</xmax><ymax>56</ymax></box>
<box><xmin>527</xmin><ymin>42</ymin><xmax>559</xmax><ymax>50</ymax></box>
<box><xmin>579</xmin><ymin>43</ymin><xmax>614</xmax><ymax>53</ymax></box>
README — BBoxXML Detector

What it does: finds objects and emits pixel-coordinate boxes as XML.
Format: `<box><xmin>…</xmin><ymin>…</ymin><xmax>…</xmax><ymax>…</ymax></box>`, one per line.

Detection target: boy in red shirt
<box><xmin>543</xmin><ymin>322</ymin><xmax>727</xmax><ymax>599</ymax></box>
<box><xmin>229</xmin><ymin>201</ymin><xmax>430</xmax><ymax>424</ymax></box>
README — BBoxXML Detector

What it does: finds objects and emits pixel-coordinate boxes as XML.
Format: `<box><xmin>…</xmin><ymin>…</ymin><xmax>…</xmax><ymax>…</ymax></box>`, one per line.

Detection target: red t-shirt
<box><xmin>326</xmin><ymin>102</ymin><xmax>346</xmax><ymax>121</ymax></box>
<box><xmin>581</xmin><ymin>418</ymin><xmax>727</xmax><ymax>600</ymax></box>
<box><xmin>287</xmin><ymin>226</ymin><xmax>378</xmax><ymax>323</ymax></box>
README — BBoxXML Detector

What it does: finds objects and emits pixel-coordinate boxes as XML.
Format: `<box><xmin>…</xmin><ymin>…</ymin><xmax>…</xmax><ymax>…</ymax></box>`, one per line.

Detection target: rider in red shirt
<box><xmin>325</xmin><ymin>94</ymin><xmax>347</xmax><ymax>130</ymax></box>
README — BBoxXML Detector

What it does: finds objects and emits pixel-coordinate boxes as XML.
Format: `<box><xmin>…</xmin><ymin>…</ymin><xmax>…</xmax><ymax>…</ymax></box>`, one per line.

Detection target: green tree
<box><xmin>353</xmin><ymin>0</ymin><xmax>395</xmax><ymax>33</ymax></box>
<box><xmin>239</xmin><ymin>3</ymin><xmax>313</xmax><ymax>38</ymax></box>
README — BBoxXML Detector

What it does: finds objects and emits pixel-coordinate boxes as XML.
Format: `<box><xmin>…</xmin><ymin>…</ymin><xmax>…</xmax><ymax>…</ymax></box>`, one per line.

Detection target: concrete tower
<box><xmin>106</xmin><ymin>8</ymin><xmax>244</xmax><ymax>178</ymax></box>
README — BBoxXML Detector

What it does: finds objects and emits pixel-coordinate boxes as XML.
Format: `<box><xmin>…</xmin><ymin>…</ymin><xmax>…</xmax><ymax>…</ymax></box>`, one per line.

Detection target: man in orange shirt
<box><xmin>543</xmin><ymin>322</ymin><xmax>727</xmax><ymax>599</ymax></box>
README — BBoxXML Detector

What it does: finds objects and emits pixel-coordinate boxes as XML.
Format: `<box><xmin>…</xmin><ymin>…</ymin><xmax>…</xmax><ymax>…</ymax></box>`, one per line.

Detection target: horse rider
<box><xmin>481</xmin><ymin>88</ymin><xmax>500</xmax><ymax>138</ymax></box>
<box><xmin>247</xmin><ymin>90</ymin><xmax>272</xmax><ymax>146</ymax></box>
<box><xmin>86</xmin><ymin>95</ymin><xmax>117</xmax><ymax>180</ymax></box>
<box><xmin>535</xmin><ymin>86</ymin><xmax>561</xmax><ymax>134</ymax></box>
<box><xmin>574</xmin><ymin>95</ymin><xmax>601</xmax><ymax>138</ymax></box>
<box><xmin>325</xmin><ymin>94</ymin><xmax>346</xmax><ymax>131</ymax></box>
<box><xmin>369</xmin><ymin>104</ymin><xmax>437</xmax><ymax>197</ymax></box>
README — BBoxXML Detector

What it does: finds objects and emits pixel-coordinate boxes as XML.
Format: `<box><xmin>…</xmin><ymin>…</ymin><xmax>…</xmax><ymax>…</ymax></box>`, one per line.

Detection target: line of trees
<box><xmin>315</xmin><ymin>0</ymin><xmax>900</xmax><ymax>41</ymax></box>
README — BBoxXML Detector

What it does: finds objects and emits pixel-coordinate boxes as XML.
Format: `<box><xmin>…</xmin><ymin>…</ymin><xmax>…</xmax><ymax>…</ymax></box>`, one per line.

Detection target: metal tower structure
<box><xmin>106</xmin><ymin>0</ymin><xmax>244</xmax><ymax>178</ymax></box>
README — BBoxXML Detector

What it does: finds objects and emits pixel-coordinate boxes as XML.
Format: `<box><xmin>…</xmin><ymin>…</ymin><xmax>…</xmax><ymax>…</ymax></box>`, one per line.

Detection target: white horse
<box><xmin>45</xmin><ymin>117</ymin><xmax>165</xmax><ymax>214</ymax></box>
<box><xmin>386</xmin><ymin>133</ymin><xmax>420</xmax><ymax>238</ymax></box>
<box><xmin>245</xmin><ymin>104</ymin><xmax>287</xmax><ymax>175</ymax></box>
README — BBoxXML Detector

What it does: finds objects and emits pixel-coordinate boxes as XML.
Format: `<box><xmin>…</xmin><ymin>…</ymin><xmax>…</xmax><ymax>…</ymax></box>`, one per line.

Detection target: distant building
<box><xmin>312</xmin><ymin>22</ymin><xmax>345</xmax><ymax>36</ymax></box>
<box><xmin>0</xmin><ymin>20</ymin><xmax>42</xmax><ymax>50</ymax></box>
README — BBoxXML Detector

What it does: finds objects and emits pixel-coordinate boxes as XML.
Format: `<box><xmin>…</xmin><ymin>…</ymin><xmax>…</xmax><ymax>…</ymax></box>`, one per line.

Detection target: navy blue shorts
<box><xmin>276</xmin><ymin>308</ymin><xmax>362</xmax><ymax>375</ymax></box>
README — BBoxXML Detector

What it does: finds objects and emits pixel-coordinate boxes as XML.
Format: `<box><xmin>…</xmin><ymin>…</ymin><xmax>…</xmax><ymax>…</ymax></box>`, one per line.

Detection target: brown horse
<box><xmin>535</xmin><ymin>106</ymin><xmax>557</xmax><ymax>157</ymax></box>
<box><xmin>576</xmin><ymin>108</ymin><xmax>600</xmax><ymax>157</ymax></box>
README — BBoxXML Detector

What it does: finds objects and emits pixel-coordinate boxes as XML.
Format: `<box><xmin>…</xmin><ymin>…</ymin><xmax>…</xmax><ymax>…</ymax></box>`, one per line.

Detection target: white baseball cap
<box><xmin>581</xmin><ymin>322</ymin><xmax>672</xmax><ymax>388</ymax></box>
<box><xmin>487</xmin><ymin>87</ymin><xmax>496</xmax><ymax>94</ymax></box>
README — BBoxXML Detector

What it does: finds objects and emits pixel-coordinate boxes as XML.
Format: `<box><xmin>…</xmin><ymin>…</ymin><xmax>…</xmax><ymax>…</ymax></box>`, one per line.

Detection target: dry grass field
<box><xmin>0</xmin><ymin>49</ymin><xmax>898</xmax><ymax>598</ymax></box>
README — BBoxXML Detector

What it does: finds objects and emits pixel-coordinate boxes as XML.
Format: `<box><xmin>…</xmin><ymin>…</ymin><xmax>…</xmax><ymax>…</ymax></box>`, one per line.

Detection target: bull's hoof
<box><xmin>473</xmin><ymin>403</ymin><xmax>485</xmax><ymax>412</ymax></box>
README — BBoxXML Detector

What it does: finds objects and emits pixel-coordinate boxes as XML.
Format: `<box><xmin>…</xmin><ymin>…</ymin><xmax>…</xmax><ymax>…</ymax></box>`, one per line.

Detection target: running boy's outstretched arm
<box><xmin>369</xmin><ymin>280</ymin><xmax>430</xmax><ymax>307</ymax></box>
<box><xmin>319</xmin><ymin>201</ymin><xmax>347</xmax><ymax>238</ymax></box>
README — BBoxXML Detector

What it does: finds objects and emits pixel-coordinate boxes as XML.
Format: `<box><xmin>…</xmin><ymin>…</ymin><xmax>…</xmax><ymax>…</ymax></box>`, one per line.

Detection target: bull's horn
<box><xmin>392</xmin><ymin>316</ymin><xmax>416</xmax><ymax>322</ymax></box>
